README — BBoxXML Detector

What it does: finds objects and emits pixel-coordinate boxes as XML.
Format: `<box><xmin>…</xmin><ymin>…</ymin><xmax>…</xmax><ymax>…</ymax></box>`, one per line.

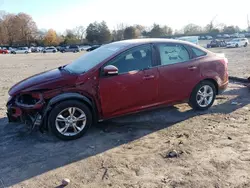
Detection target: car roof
<box><xmin>111</xmin><ymin>38</ymin><xmax>201</xmax><ymax>47</ymax></box>
<box><xmin>109</xmin><ymin>38</ymin><xmax>211</xmax><ymax>53</ymax></box>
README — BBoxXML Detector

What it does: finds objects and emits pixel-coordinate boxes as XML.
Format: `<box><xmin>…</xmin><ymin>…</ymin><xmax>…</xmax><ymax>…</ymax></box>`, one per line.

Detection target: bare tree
<box><xmin>73</xmin><ymin>26</ymin><xmax>85</xmax><ymax>42</ymax></box>
<box><xmin>15</xmin><ymin>13</ymin><xmax>38</xmax><ymax>45</ymax></box>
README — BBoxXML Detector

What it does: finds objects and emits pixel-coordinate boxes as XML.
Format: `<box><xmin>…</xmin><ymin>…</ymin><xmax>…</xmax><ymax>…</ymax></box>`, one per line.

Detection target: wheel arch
<box><xmin>43</xmin><ymin>92</ymin><xmax>98</xmax><ymax>130</ymax></box>
<box><xmin>197</xmin><ymin>78</ymin><xmax>219</xmax><ymax>95</ymax></box>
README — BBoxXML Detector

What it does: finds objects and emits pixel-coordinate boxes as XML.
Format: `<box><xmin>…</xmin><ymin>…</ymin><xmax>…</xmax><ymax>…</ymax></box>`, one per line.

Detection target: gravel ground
<box><xmin>0</xmin><ymin>50</ymin><xmax>249</xmax><ymax>188</ymax></box>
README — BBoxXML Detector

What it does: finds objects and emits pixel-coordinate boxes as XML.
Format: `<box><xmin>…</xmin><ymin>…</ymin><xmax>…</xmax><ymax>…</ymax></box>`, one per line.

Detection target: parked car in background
<box><xmin>205</xmin><ymin>36</ymin><xmax>213</xmax><ymax>40</ymax></box>
<box><xmin>86</xmin><ymin>45</ymin><xmax>101</xmax><ymax>51</ymax></box>
<box><xmin>178</xmin><ymin>36</ymin><xmax>199</xmax><ymax>45</ymax></box>
<box><xmin>79</xmin><ymin>45</ymin><xmax>91</xmax><ymax>51</ymax></box>
<box><xmin>60</xmin><ymin>45</ymin><xmax>80</xmax><ymax>53</ymax></box>
<box><xmin>244</xmin><ymin>33</ymin><xmax>250</xmax><ymax>37</ymax></box>
<box><xmin>223</xmin><ymin>34</ymin><xmax>230</xmax><ymax>39</ymax></box>
<box><xmin>216</xmin><ymin>34</ymin><xmax>222</xmax><ymax>38</ymax></box>
<box><xmin>0</xmin><ymin>47</ymin><xmax>9</xmax><ymax>54</ymax></box>
<box><xmin>238</xmin><ymin>34</ymin><xmax>245</xmax><ymax>38</ymax></box>
<box><xmin>207</xmin><ymin>39</ymin><xmax>226</xmax><ymax>48</ymax></box>
<box><xmin>230</xmin><ymin>33</ymin><xmax>239</xmax><ymax>38</ymax></box>
<box><xmin>226</xmin><ymin>38</ymin><xmax>249</xmax><ymax>48</ymax></box>
<box><xmin>43</xmin><ymin>47</ymin><xmax>57</xmax><ymax>53</ymax></box>
<box><xmin>7</xmin><ymin>39</ymin><xmax>229</xmax><ymax>140</ymax></box>
<box><xmin>31</xmin><ymin>47</ymin><xmax>42</xmax><ymax>53</ymax></box>
<box><xmin>12</xmin><ymin>47</ymin><xmax>31</xmax><ymax>54</ymax></box>
<box><xmin>200</xmin><ymin>36</ymin><xmax>206</xmax><ymax>40</ymax></box>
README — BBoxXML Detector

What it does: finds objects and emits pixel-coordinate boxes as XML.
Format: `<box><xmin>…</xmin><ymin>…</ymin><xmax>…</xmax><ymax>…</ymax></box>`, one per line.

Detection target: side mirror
<box><xmin>103</xmin><ymin>65</ymin><xmax>118</xmax><ymax>76</ymax></box>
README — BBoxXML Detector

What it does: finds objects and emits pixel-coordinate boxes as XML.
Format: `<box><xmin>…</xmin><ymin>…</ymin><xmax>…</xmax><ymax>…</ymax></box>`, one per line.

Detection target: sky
<box><xmin>1</xmin><ymin>0</ymin><xmax>250</xmax><ymax>32</ymax></box>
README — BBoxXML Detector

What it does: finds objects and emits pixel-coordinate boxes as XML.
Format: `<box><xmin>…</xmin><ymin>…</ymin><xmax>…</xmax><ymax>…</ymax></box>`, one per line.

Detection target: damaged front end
<box><xmin>7</xmin><ymin>92</ymin><xmax>45</xmax><ymax>131</ymax></box>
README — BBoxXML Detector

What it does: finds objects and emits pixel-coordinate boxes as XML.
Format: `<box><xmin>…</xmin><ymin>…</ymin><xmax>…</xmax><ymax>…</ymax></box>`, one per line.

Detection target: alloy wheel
<box><xmin>55</xmin><ymin>107</ymin><xmax>87</xmax><ymax>136</ymax></box>
<box><xmin>196</xmin><ymin>85</ymin><xmax>214</xmax><ymax>108</ymax></box>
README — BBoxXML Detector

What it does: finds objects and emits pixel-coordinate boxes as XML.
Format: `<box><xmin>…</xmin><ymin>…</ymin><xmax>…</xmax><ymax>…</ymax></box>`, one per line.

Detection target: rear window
<box><xmin>191</xmin><ymin>47</ymin><xmax>207</xmax><ymax>57</ymax></box>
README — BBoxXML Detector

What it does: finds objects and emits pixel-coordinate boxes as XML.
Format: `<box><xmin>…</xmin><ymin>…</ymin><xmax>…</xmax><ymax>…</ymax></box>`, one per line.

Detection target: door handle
<box><xmin>188</xmin><ymin>66</ymin><xmax>197</xmax><ymax>70</ymax></box>
<box><xmin>143</xmin><ymin>75</ymin><xmax>155</xmax><ymax>80</ymax></box>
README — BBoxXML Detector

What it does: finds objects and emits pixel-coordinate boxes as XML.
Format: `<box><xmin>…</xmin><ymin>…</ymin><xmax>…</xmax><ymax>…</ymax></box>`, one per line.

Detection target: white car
<box><xmin>43</xmin><ymin>47</ymin><xmax>57</xmax><ymax>53</ymax></box>
<box><xmin>12</xmin><ymin>47</ymin><xmax>31</xmax><ymax>54</ymax></box>
<box><xmin>226</xmin><ymin>38</ymin><xmax>249</xmax><ymax>48</ymax></box>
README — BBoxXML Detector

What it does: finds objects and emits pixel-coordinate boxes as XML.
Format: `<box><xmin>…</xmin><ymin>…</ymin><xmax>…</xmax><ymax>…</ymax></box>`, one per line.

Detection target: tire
<box><xmin>244</xmin><ymin>43</ymin><xmax>248</xmax><ymax>47</ymax></box>
<box><xmin>13</xmin><ymin>52</ymin><xmax>16</xmax><ymax>54</ymax></box>
<box><xmin>48</xmin><ymin>100</ymin><xmax>92</xmax><ymax>140</ymax></box>
<box><xmin>235</xmin><ymin>44</ymin><xmax>239</xmax><ymax>48</ymax></box>
<box><xmin>189</xmin><ymin>80</ymin><xmax>216</xmax><ymax>111</ymax></box>
<box><xmin>53</xmin><ymin>50</ymin><xmax>56</xmax><ymax>53</ymax></box>
<box><xmin>25</xmin><ymin>51</ymin><xmax>28</xmax><ymax>54</ymax></box>
<box><xmin>43</xmin><ymin>51</ymin><xmax>46</xmax><ymax>53</ymax></box>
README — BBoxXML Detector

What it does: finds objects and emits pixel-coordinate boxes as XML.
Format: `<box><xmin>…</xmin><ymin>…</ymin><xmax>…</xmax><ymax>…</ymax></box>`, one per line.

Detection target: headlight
<box><xmin>7</xmin><ymin>96</ymin><xmax>13</xmax><ymax>103</ymax></box>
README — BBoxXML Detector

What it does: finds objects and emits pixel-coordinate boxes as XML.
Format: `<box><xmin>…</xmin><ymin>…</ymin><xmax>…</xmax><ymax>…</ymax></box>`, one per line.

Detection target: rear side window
<box><xmin>191</xmin><ymin>47</ymin><xmax>207</xmax><ymax>57</ymax></box>
<box><xmin>157</xmin><ymin>43</ymin><xmax>190</xmax><ymax>66</ymax></box>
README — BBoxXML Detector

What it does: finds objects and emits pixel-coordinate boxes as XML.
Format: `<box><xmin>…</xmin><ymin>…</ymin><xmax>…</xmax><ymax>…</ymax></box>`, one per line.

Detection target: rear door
<box><xmin>155</xmin><ymin>43</ymin><xmax>203</xmax><ymax>104</ymax></box>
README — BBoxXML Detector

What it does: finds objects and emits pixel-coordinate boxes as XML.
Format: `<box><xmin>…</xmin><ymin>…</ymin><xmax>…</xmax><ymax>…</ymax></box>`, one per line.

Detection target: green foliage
<box><xmin>123</xmin><ymin>26</ymin><xmax>139</xmax><ymax>39</ymax></box>
<box><xmin>149</xmin><ymin>24</ymin><xmax>172</xmax><ymax>37</ymax></box>
<box><xmin>86</xmin><ymin>21</ymin><xmax>111</xmax><ymax>44</ymax></box>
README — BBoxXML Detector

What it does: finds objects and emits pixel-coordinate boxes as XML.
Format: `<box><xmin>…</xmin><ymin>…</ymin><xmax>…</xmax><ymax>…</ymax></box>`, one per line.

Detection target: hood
<box><xmin>9</xmin><ymin>68</ymin><xmax>77</xmax><ymax>96</ymax></box>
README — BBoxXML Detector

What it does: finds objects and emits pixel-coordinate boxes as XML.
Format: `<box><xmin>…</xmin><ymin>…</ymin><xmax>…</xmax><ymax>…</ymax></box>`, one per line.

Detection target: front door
<box><xmin>99</xmin><ymin>44</ymin><xmax>159</xmax><ymax>119</ymax></box>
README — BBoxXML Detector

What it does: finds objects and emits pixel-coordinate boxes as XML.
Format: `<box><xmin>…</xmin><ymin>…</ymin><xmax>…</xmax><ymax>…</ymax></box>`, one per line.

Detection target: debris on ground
<box><xmin>228</xmin><ymin>136</ymin><xmax>232</xmax><ymax>140</ymax></box>
<box><xmin>163</xmin><ymin>150</ymin><xmax>184</xmax><ymax>158</ymax></box>
<box><xmin>61</xmin><ymin>178</ymin><xmax>70</xmax><ymax>186</ymax></box>
<box><xmin>231</xmin><ymin>101</ymin><xmax>239</xmax><ymax>105</ymax></box>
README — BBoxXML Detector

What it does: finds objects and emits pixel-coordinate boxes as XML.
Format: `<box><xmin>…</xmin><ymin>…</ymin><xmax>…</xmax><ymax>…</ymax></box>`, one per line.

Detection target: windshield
<box><xmin>232</xmin><ymin>39</ymin><xmax>240</xmax><ymax>42</ymax></box>
<box><xmin>65</xmin><ymin>43</ymin><xmax>128</xmax><ymax>74</ymax></box>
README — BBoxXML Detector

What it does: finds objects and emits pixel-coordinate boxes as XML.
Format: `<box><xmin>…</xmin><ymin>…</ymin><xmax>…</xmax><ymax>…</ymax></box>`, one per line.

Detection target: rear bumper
<box><xmin>218</xmin><ymin>81</ymin><xmax>228</xmax><ymax>94</ymax></box>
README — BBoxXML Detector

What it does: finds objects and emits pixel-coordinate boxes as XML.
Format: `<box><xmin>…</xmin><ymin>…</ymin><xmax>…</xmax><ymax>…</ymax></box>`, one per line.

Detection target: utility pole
<box><xmin>247</xmin><ymin>15</ymin><xmax>250</xmax><ymax>31</ymax></box>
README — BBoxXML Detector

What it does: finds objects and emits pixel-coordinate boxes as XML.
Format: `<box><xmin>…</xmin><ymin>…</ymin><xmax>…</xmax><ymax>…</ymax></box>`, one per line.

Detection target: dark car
<box><xmin>86</xmin><ymin>45</ymin><xmax>101</xmax><ymax>51</ymax></box>
<box><xmin>207</xmin><ymin>39</ymin><xmax>226</xmax><ymax>48</ymax></box>
<box><xmin>60</xmin><ymin>45</ymin><xmax>80</xmax><ymax>53</ymax></box>
<box><xmin>7</xmin><ymin>39</ymin><xmax>228</xmax><ymax>140</ymax></box>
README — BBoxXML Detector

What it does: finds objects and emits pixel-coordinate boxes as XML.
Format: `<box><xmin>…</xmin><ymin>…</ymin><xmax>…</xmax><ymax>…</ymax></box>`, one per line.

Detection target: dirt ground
<box><xmin>0</xmin><ymin>48</ymin><xmax>249</xmax><ymax>188</ymax></box>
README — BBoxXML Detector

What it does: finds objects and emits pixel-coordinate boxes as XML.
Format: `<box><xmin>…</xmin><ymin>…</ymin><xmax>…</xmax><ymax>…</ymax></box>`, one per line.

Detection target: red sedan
<box><xmin>7</xmin><ymin>39</ymin><xmax>228</xmax><ymax>140</ymax></box>
<box><xmin>0</xmin><ymin>48</ymin><xmax>9</xmax><ymax>54</ymax></box>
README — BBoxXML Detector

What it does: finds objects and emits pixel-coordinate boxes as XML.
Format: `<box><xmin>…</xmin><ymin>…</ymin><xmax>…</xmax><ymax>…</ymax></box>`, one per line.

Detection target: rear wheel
<box><xmin>48</xmin><ymin>100</ymin><xmax>92</xmax><ymax>140</ymax></box>
<box><xmin>189</xmin><ymin>81</ymin><xmax>216</xmax><ymax>111</ymax></box>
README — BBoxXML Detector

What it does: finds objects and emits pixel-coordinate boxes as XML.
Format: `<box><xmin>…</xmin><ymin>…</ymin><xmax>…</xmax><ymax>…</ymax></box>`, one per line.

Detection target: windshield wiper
<box><xmin>58</xmin><ymin>65</ymin><xmax>71</xmax><ymax>73</ymax></box>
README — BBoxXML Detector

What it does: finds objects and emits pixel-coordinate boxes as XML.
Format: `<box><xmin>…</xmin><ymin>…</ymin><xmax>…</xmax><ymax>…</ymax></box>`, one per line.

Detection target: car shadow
<box><xmin>0</xmin><ymin>85</ymin><xmax>249</xmax><ymax>187</ymax></box>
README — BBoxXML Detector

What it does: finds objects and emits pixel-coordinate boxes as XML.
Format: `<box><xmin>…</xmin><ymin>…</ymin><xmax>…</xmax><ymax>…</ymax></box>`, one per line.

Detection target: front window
<box><xmin>105</xmin><ymin>44</ymin><xmax>152</xmax><ymax>74</ymax></box>
<box><xmin>65</xmin><ymin>43</ymin><xmax>128</xmax><ymax>74</ymax></box>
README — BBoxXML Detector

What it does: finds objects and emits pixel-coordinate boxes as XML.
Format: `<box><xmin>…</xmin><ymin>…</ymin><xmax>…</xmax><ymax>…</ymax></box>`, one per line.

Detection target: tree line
<box><xmin>0</xmin><ymin>11</ymin><xmax>249</xmax><ymax>47</ymax></box>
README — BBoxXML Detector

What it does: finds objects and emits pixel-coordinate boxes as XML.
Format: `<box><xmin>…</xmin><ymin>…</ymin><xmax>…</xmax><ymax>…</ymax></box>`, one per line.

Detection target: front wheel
<box><xmin>189</xmin><ymin>81</ymin><xmax>216</xmax><ymax>111</ymax></box>
<box><xmin>244</xmin><ymin>43</ymin><xmax>248</xmax><ymax>47</ymax></box>
<box><xmin>48</xmin><ymin>100</ymin><xmax>92</xmax><ymax>140</ymax></box>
